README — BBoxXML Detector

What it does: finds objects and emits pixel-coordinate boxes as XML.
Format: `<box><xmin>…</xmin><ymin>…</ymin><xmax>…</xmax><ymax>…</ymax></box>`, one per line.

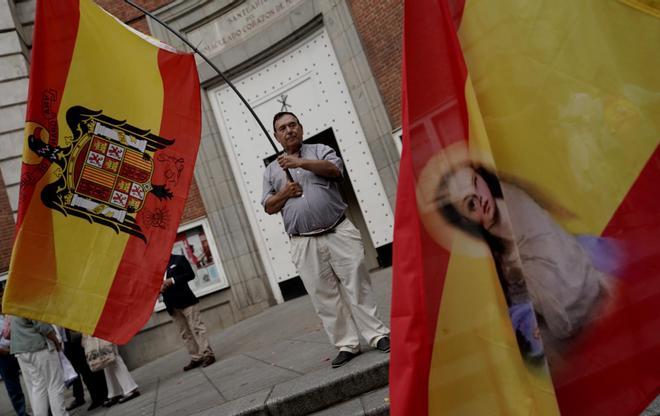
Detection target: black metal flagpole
<box><xmin>123</xmin><ymin>0</ymin><xmax>294</xmax><ymax>181</ymax></box>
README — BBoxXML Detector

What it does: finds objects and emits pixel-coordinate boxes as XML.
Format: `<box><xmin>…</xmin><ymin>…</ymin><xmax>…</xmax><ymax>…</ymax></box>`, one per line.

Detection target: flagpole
<box><xmin>122</xmin><ymin>0</ymin><xmax>294</xmax><ymax>181</ymax></box>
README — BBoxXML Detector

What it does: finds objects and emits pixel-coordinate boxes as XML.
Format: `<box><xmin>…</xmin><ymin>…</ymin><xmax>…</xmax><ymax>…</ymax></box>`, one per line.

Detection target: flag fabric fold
<box><xmin>393</xmin><ymin>0</ymin><xmax>660</xmax><ymax>415</ymax></box>
<box><xmin>3</xmin><ymin>0</ymin><xmax>201</xmax><ymax>344</ymax></box>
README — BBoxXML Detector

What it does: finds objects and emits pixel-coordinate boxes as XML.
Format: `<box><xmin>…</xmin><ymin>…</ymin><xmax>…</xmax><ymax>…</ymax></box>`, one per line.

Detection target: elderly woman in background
<box><xmin>101</xmin><ymin>344</ymin><xmax>140</xmax><ymax>407</ymax></box>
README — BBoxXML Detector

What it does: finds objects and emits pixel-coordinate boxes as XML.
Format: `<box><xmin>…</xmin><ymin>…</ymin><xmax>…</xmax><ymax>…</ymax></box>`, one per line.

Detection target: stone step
<box><xmin>192</xmin><ymin>351</ymin><xmax>389</xmax><ymax>416</ymax></box>
<box><xmin>309</xmin><ymin>386</ymin><xmax>390</xmax><ymax>416</ymax></box>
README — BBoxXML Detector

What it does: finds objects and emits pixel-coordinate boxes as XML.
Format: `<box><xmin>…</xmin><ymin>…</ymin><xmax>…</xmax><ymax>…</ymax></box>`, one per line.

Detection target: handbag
<box><xmin>49</xmin><ymin>325</ymin><xmax>79</xmax><ymax>386</ymax></box>
<box><xmin>82</xmin><ymin>335</ymin><xmax>116</xmax><ymax>371</ymax></box>
<box><xmin>58</xmin><ymin>350</ymin><xmax>79</xmax><ymax>387</ymax></box>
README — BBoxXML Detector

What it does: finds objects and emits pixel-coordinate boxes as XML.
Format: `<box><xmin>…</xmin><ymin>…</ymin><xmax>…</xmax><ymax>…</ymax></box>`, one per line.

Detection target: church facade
<box><xmin>0</xmin><ymin>0</ymin><xmax>402</xmax><ymax>367</ymax></box>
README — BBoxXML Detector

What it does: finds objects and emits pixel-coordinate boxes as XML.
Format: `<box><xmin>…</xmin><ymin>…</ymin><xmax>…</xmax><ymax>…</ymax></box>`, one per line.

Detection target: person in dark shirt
<box><xmin>161</xmin><ymin>254</ymin><xmax>215</xmax><ymax>371</ymax></box>
<box><xmin>62</xmin><ymin>329</ymin><xmax>108</xmax><ymax>411</ymax></box>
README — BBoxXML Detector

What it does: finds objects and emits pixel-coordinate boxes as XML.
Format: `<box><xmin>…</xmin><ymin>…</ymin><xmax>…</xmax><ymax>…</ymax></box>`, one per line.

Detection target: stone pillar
<box><xmin>0</xmin><ymin>0</ymin><xmax>34</xmax><ymax>273</ymax></box>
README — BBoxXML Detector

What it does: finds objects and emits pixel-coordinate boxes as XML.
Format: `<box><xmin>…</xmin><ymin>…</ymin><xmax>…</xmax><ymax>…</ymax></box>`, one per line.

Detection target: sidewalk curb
<box><xmin>266</xmin><ymin>351</ymin><xmax>389</xmax><ymax>416</ymax></box>
<box><xmin>309</xmin><ymin>386</ymin><xmax>390</xmax><ymax>416</ymax></box>
<box><xmin>193</xmin><ymin>351</ymin><xmax>389</xmax><ymax>416</ymax></box>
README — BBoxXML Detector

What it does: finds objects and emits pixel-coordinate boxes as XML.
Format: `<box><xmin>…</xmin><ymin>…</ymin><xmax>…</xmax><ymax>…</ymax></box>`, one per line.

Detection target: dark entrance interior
<box><xmin>264</xmin><ymin>127</ymin><xmax>391</xmax><ymax>301</ymax></box>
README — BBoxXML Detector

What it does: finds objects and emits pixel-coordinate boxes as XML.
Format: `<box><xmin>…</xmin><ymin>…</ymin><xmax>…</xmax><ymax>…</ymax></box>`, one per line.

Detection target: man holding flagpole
<box><xmin>262</xmin><ymin>112</ymin><xmax>390</xmax><ymax>368</ymax></box>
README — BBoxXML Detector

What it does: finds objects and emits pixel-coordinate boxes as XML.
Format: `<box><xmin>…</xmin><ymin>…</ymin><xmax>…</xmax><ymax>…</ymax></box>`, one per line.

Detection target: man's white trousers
<box><xmin>290</xmin><ymin>219</ymin><xmax>389</xmax><ymax>353</ymax></box>
<box><xmin>104</xmin><ymin>346</ymin><xmax>138</xmax><ymax>398</ymax></box>
<box><xmin>17</xmin><ymin>348</ymin><xmax>68</xmax><ymax>416</ymax></box>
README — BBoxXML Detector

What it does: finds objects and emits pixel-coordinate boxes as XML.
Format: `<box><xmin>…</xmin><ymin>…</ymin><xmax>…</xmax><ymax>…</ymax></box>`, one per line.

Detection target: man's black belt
<box><xmin>289</xmin><ymin>215</ymin><xmax>346</xmax><ymax>238</ymax></box>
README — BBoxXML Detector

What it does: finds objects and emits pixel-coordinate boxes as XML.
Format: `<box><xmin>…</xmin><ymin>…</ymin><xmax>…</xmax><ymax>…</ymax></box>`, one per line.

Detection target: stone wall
<box><xmin>347</xmin><ymin>0</ymin><xmax>403</xmax><ymax>129</ymax></box>
<box><xmin>94</xmin><ymin>0</ymin><xmax>176</xmax><ymax>33</ymax></box>
<box><xmin>0</xmin><ymin>0</ymin><xmax>32</xmax><ymax>273</ymax></box>
<box><xmin>0</xmin><ymin>174</ymin><xmax>14</xmax><ymax>272</ymax></box>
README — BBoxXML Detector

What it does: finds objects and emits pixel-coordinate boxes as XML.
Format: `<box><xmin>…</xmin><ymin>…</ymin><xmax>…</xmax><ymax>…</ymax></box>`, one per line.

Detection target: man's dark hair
<box><xmin>273</xmin><ymin>112</ymin><xmax>300</xmax><ymax>132</ymax></box>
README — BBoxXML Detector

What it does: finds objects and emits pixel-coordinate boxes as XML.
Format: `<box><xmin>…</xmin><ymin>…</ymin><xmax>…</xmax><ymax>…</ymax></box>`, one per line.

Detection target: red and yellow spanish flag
<box><xmin>2</xmin><ymin>0</ymin><xmax>201</xmax><ymax>344</ymax></box>
<box><xmin>392</xmin><ymin>0</ymin><xmax>660</xmax><ymax>415</ymax></box>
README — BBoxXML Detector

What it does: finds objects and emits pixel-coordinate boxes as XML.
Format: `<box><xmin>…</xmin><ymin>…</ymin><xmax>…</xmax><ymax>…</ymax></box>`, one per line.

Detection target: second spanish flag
<box><xmin>392</xmin><ymin>1</ymin><xmax>660</xmax><ymax>415</ymax></box>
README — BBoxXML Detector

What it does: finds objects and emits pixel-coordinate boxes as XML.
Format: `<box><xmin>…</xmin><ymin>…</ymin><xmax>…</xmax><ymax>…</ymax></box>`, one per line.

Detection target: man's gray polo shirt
<box><xmin>10</xmin><ymin>316</ymin><xmax>54</xmax><ymax>354</ymax></box>
<box><xmin>261</xmin><ymin>143</ymin><xmax>347</xmax><ymax>235</ymax></box>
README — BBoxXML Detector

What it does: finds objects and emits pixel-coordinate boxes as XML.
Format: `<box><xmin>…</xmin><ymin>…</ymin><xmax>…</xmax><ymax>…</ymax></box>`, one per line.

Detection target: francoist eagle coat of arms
<box><xmin>26</xmin><ymin>105</ymin><xmax>175</xmax><ymax>242</ymax></box>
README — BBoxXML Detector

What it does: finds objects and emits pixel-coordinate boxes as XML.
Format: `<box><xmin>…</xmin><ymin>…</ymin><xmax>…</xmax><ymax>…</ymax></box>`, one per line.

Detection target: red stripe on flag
<box><xmin>94</xmin><ymin>50</ymin><xmax>201</xmax><ymax>343</ymax></box>
<box><xmin>391</xmin><ymin>1</ymin><xmax>466</xmax><ymax>415</ymax></box>
<box><xmin>17</xmin><ymin>0</ymin><xmax>80</xmax><ymax>228</ymax></box>
<box><xmin>390</xmin><ymin>94</ymin><xmax>452</xmax><ymax>416</ymax></box>
<box><xmin>553</xmin><ymin>146</ymin><xmax>660</xmax><ymax>416</ymax></box>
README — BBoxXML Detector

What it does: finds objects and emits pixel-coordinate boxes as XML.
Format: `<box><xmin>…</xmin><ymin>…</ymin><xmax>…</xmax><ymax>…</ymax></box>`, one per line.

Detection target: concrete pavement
<box><xmin>2</xmin><ymin>266</ymin><xmax>660</xmax><ymax>415</ymax></box>
<box><xmin>1</xmin><ymin>268</ymin><xmax>392</xmax><ymax>416</ymax></box>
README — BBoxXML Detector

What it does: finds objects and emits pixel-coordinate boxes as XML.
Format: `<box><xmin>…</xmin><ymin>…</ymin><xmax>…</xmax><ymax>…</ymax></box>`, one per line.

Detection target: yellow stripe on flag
<box><xmin>618</xmin><ymin>0</ymin><xmax>660</xmax><ymax>18</ymax></box>
<box><xmin>429</xmin><ymin>235</ymin><xmax>560</xmax><ymax>416</ymax></box>
<box><xmin>14</xmin><ymin>0</ymin><xmax>165</xmax><ymax>333</ymax></box>
<box><xmin>457</xmin><ymin>0</ymin><xmax>660</xmax><ymax>235</ymax></box>
<box><xmin>427</xmin><ymin>73</ymin><xmax>560</xmax><ymax>415</ymax></box>
<box><xmin>51</xmin><ymin>0</ymin><xmax>164</xmax><ymax>332</ymax></box>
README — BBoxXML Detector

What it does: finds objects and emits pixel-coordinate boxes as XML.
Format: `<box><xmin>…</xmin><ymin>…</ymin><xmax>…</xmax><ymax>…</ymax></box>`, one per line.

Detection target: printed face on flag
<box><xmin>419</xmin><ymin>144</ymin><xmax>618</xmax><ymax>370</ymax></box>
<box><xmin>439</xmin><ymin>165</ymin><xmax>496</xmax><ymax>230</ymax></box>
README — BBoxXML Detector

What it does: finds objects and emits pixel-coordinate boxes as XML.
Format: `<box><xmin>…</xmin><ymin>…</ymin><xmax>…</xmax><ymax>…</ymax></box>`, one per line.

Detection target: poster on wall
<box><xmin>155</xmin><ymin>218</ymin><xmax>229</xmax><ymax>311</ymax></box>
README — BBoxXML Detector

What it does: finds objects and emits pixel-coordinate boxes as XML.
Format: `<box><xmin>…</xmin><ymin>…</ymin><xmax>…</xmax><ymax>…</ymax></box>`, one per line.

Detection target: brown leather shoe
<box><xmin>201</xmin><ymin>355</ymin><xmax>216</xmax><ymax>367</ymax></box>
<box><xmin>183</xmin><ymin>359</ymin><xmax>203</xmax><ymax>371</ymax></box>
